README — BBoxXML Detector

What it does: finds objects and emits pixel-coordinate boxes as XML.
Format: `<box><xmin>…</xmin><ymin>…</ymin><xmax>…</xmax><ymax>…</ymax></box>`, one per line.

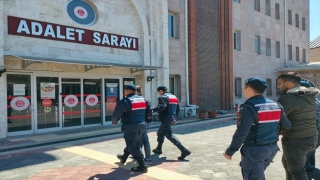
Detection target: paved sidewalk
<box><xmin>0</xmin><ymin>113</ymin><xmax>236</xmax><ymax>153</ymax></box>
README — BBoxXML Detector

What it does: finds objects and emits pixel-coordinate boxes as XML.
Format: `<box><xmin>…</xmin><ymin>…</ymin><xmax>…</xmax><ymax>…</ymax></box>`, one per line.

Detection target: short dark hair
<box><xmin>277</xmin><ymin>72</ymin><xmax>301</xmax><ymax>85</ymax></box>
<box><xmin>244</xmin><ymin>84</ymin><xmax>266</xmax><ymax>94</ymax></box>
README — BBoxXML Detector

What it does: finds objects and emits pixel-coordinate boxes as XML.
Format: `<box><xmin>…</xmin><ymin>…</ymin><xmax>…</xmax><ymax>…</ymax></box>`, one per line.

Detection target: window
<box><xmin>302</xmin><ymin>17</ymin><xmax>306</xmax><ymax>30</ymax></box>
<box><xmin>265</xmin><ymin>0</ymin><xmax>271</xmax><ymax>16</ymax></box>
<box><xmin>296</xmin><ymin>47</ymin><xmax>299</xmax><ymax>62</ymax></box>
<box><xmin>255</xmin><ymin>36</ymin><xmax>260</xmax><ymax>54</ymax></box>
<box><xmin>276</xmin><ymin>41</ymin><xmax>280</xmax><ymax>58</ymax></box>
<box><xmin>295</xmin><ymin>14</ymin><xmax>299</xmax><ymax>28</ymax></box>
<box><xmin>288</xmin><ymin>45</ymin><xmax>292</xmax><ymax>60</ymax></box>
<box><xmin>266</xmin><ymin>79</ymin><xmax>272</xmax><ymax>96</ymax></box>
<box><xmin>275</xmin><ymin>3</ymin><xmax>280</xmax><ymax>20</ymax></box>
<box><xmin>303</xmin><ymin>49</ymin><xmax>306</xmax><ymax>62</ymax></box>
<box><xmin>235</xmin><ymin>78</ymin><xmax>242</xmax><ymax>98</ymax></box>
<box><xmin>168</xmin><ymin>14</ymin><xmax>175</xmax><ymax>38</ymax></box>
<box><xmin>254</xmin><ymin>0</ymin><xmax>260</xmax><ymax>11</ymax></box>
<box><xmin>288</xmin><ymin>10</ymin><xmax>292</xmax><ymax>25</ymax></box>
<box><xmin>234</xmin><ymin>30</ymin><xmax>241</xmax><ymax>51</ymax></box>
<box><xmin>169</xmin><ymin>75</ymin><xmax>181</xmax><ymax>100</ymax></box>
<box><xmin>266</xmin><ymin>38</ymin><xmax>271</xmax><ymax>56</ymax></box>
<box><xmin>234</xmin><ymin>0</ymin><xmax>240</xmax><ymax>2</ymax></box>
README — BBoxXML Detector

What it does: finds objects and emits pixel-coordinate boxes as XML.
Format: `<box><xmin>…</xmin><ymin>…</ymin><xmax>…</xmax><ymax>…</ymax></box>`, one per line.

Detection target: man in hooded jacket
<box><xmin>277</xmin><ymin>73</ymin><xmax>319</xmax><ymax>180</ymax></box>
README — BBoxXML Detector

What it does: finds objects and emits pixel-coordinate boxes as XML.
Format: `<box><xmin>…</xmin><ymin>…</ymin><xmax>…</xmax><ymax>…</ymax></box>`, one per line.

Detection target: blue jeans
<box><xmin>306</xmin><ymin>130</ymin><xmax>320</xmax><ymax>180</ymax></box>
<box><xmin>240</xmin><ymin>144</ymin><xmax>279</xmax><ymax>180</ymax></box>
<box><xmin>282</xmin><ymin>136</ymin><xmax>318</xmax><ymax>180</ymax></box>
<box><xmin>140</xmin><ymin>130</ymin><xmax>151</xmax><ymax>159</ymax></box>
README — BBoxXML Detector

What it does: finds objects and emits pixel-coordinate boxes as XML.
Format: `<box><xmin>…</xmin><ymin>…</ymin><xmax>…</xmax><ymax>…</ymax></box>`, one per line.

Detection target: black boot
<box><xmin>152</xmin><ymin>142</ymin><xmax>163</xmax><ymax>154</ymax></box>
<box><xmin>176</xmin><ymin>143</ymin><xmax>191</xmax><ymax>160</ymax></box>
<box><xmin>131</xmin><ymin>159</ymin><xmax>148</xmax><ymax>173</ymax></box>
<box><xmin>117</xmin><ymin>153</ymin><xmax>129</xmax><ymax>164</ymax></box>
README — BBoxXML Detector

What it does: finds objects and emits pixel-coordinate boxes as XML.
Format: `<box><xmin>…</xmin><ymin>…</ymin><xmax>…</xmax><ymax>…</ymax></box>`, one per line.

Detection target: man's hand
<box><xmin>172</xmin><ymin>120</ymin><xmax>177</xmax><ymax>125</ymax></box>
<box><xmin>223</xmin><ymin>153</ymin><xmax>232</xmax><ymax>160</ymax></box>
<box><xmin>113</xmin><ymin>123</ymin><xmax>118</xmax><ymax>126</ymax></box>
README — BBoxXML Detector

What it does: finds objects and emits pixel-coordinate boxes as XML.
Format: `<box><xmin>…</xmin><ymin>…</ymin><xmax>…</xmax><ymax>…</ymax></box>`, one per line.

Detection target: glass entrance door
<box><xmin>7</xmin><ymin>74</ymin><xmax>33</xmax><ymax>134</ymax></box>
<box><xmin>61</xmin><ymin>78</ymin><xmax>81</xmax><ymax>127</ymax></box>
<box><xmin>83</xmin><ymin>79</ymin><xmax>102</xmax><ymax>125</ymax></box>
<box><xmin>36</xmin><ymin>77</ymin><xmax>59</xmax><ymax>130</ymax></box>
<box><xmin>105</xmin><ymin>79</ymin><xmax>120</xmax><ymax>122</ymax></box>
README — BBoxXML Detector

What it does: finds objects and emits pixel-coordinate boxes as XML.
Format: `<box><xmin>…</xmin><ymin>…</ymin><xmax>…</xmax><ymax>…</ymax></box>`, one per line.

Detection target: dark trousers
<box><xmin>240</xmin><ymin>144</ymin><xmax>279</xmax><ymax>180</ymax></box>
<box><xmin>121</xmin><ymin>123</ymin><xmax>146</xmax><ymax>161</ymax></box>
<box><xmin>157</xmin><ymin>121</ymin><xmax>180</xmax><ymax>145</ymax></box>
<box><xmin>306</xmin><ymin>130</ymin><xmax>320</xmax><ymax>180</ymax></box>
<box><xmin>282</xmin><ymin>136</ymin><xmax>318</xmax><ymax>180</ymax></box>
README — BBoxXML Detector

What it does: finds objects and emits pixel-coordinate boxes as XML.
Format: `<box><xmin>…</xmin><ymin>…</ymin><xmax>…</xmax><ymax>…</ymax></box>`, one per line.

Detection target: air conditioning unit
<box><xmin>184</xmin><ymin>106</ymin><xmax>197</xmax><ymax>117</ymax></box>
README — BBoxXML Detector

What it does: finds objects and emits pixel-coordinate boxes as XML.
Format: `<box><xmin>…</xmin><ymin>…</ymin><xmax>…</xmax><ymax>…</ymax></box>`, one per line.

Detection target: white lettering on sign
<box><xmin>56</xmin><ymin>26</ymin><xmax>65</xmax><ymax>39</ymax></box>
<box><xmin>75</xmin><ymin>29</ymin><xmax>84</xmax><ymax>41</ymax></box>
<box><xmin>31</xmin><ymin>22</ymin><xmax>42</xmax><ymax>35</ymax></box>
<box><xmin>10</xmin><ymin>17</ymin><xmax>139</xmax><ymax>50</ymax></box>
<box><xmin>66</xmin><ymin>28</ymin><xmax>75</xmax><ymax>40</ymax></box>
<box><xmin>119</xmin><ymin>37</ymin><xmax>127</xmax><ymax>47</ymax></box>
<box><xmin>44</xmin><ymin>24</ymin><xmax>55</xmax><ymax>37</ymax></box>
<box><xmin>102</xmin><ymin>34</ymin><xmax>110</xmax><ymax>45</ymax></box>
<box><xmin>111</xmin><ymin>35</ymin><xmax>118</xmax><ymax>46</ymax></box>
<box><xmin>17</xmin><ymin>20</ymin><xmax>30</xmax><ymax>34</ymax></box>
<box><xmin>125</xmin><ymin>37</ymin><xmax>132</xmax><ymax>48</ymax></box>
<box><xmin>93</xmin><ymin>32</ymin><xmax>101</xmax><ymax>43</ymax></box>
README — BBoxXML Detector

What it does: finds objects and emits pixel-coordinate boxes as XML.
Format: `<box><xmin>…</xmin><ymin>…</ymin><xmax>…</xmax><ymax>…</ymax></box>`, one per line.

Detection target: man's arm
<box><xmin>111</xmin><ymin>99</ymin><xmax>126</xmax><ymax>124</ymax></box>
<box><xmin>145</xmin><ymin>99</ymin><xmax>153</xmax><ymax>122</ymax></box>
<box><xmin>278</xmin><ymin>95</ymin><xmax>296</xmax><ymax>116</ymax></box>
<box><xmin>225</xmin><ymin>104</ymin><xmax>255</xmax><ymax>157</ymax></box>
<box><xmin>152</xmin><ymin>97</ymin><xmax>167</xmax><ymax>112</ymax></box>
<box><xmin>278</xmin><ymin>104</ymin><xmax>292</xmax><ymax>129</ymax></box>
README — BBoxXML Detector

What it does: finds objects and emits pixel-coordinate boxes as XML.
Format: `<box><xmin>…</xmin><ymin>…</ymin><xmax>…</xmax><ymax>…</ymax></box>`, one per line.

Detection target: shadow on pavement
<box><xmin>0</xmin><ymin>151</ymin><xmax>56</xmax><ymax>172</ymax></box>
<box><xmin>169</xmin><ymin>118</ymin><xmax>236</xmax><ymax>135</ymax></box>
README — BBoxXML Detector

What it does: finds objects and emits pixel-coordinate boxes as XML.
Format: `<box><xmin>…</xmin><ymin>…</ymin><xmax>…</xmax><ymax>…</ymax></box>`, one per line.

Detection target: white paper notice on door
<box><xmin>13</xmin><ymin>84</ymin><xmax>25</xmax><ymax>96</ymax></box>
<box><xmin>40</xmin><ymin>83</ymin><xmax>55</xmax><ymax>99</ymax></box>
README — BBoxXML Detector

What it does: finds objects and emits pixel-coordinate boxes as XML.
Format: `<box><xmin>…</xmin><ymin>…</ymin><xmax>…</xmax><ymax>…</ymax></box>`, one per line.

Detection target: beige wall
<box><xmin>168</xmin><ymin>0</ymin><xmax>187</xmax><ymax>106</ymax></box>
<box><xmin>0</xmin><ymin>0</ymin><xmax>6</xmax><ymax>138</ymax></box>
<box><xmin>233</xmin><ymin>0</ymin><xmax>309</xmax><ymax>104</ymax></box>
<box><xmin>310</xmin><ymin>48</ymin><xmax>320</xmax><ymax>62</ymax></box>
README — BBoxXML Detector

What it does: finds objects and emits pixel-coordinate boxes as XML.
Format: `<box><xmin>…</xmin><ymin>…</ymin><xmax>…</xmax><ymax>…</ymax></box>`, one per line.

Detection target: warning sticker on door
<box><xmin>64</xmin><ymin>95</ymin><xmax>78</xmax><ymax>107</ymax></box>
<box><xmin>10</xmin><ymin>97</ymin><xmax>30</xmax><ymax>111</ymax></box>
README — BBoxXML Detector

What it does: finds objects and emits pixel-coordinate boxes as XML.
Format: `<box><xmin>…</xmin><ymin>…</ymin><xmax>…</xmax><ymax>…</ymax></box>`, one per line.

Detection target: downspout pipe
<box><xmin>185</xmin><ymin>0</ymin><xmax>190</xmax><ymax>106</ymax></box>
<box><xmin>284</xmin><ymin>0</ymin><xmax>287</xmax><ymax>67</ymax></box>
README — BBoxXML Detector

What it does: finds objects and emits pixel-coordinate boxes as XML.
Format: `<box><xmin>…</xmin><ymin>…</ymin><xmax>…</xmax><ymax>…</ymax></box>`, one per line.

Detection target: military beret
<box><xmin>157</xmin><ymin>86</ymin><xmax>167</xmax><ymax>92</ymax></box>
<box><xmin>300</xmin><ymin>80</ymin><xmax>311</xmax><ymax>88</ymax></box>
<box><xmin>245</xmin><ymin>77</ymin><xmax>268</xmax><ymax>88</ymax></box>
<box><xmin>124</xmin><ymin>84</ymin><xmax>137</xmax><ymax>90</ymax></box>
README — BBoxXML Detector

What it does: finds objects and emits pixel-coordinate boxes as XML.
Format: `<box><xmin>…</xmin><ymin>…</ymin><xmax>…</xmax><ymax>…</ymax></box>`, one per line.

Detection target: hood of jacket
<box><xmin>286</xmin><ymin>86</ymin><xmax>320</xmax><ymax>104</ymax></box>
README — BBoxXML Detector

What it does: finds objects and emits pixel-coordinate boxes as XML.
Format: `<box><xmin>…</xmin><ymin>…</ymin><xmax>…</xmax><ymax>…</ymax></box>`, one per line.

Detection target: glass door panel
<box><xmin>83</xmin><ymin>79</ymin><xmax>102</xmax><ymax>125</ymax></box>
<box><xmin>7</xmin><ymin>74</ymin><xmax>32</xmax><ymax>132</ymax></box>
<box><xmin>105</xmin><ymin>79</ymin><xmax>119</xmax><ymax>122</ymax></box>
<box><xmin>61</xmin><ymin>78</ymin><xmax>81</xmax><ymax>127</ymax></box>
<box><xmin>36</xmin><ymin>77</ymin><xmax>59</xmax><ymax>129</ymax></box>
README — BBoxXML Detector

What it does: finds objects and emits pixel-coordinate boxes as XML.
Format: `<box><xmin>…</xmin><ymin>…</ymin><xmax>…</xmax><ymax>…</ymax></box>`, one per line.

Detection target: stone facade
<box><xmin>0</xmin><ymin>0</ymin><xmax>170</xmax><ymax>138</ymax></box>
<box><xmin>233</xmin><ymin>0</ymin><xmax>309</xmax><ymax>104</ymax></box>
<box><xmin>310</xmin><ymin>47</ymin><xmax>320</xmax><ymax>62</ymax></box>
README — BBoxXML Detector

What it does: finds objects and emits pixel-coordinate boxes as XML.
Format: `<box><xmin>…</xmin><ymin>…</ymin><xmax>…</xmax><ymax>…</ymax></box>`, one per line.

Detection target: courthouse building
<box><xmin>0</xmin><ymin>0</ymin><xmax>177</xmax><ymax>138</ymax></box>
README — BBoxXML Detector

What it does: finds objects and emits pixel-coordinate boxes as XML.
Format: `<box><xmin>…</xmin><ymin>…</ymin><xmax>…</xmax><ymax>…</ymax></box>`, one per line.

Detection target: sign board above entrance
<box><xmin>8</xmin><ymin>16</ymin><xmax>139</xmax><ymax>51</ymax></box>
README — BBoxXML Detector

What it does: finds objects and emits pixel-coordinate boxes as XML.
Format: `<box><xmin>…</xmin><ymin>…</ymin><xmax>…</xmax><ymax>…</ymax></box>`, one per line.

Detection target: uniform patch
<box><xmin>167</xmin><ymin>95</ymin><xmax>179</xmax><ymax>104</ymax></box>
<box><xmin>131</xmin><ymin>98</ymin><xmax>146</xmax><ymax>110</ymax></box>
<box><xmin>255</xmin><ymin>103</ymin><xmax>281</xmax><ymax>123</ymax></box>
